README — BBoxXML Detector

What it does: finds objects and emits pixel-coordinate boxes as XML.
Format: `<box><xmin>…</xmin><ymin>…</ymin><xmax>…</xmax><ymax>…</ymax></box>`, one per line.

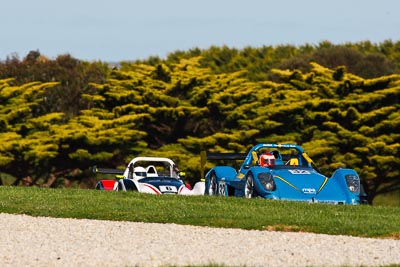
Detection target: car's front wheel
<box><xmin>208</xmin><ymin>173</ymin><xmax>218</xmax><ymax>196</ymax></box>
<box><xmin>244</xmin><ymin>173</ymin><xmax>255</xmax><ymax>198</ymax></box>
<box><xmin>119</xmin><ymin>179</ymin><xmax>137</xmax><ymax>191</ymax></box>
<box><xmin>218</xmin><ymin>179</ymin><xmax>228</xmax><ymax>196</ymax></box>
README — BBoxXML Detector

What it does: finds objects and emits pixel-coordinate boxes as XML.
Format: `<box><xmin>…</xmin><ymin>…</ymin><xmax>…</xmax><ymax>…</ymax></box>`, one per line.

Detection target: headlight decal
<box><xmin>257</xmin><ymin>173</ymin><xmax>276</xmax><ymax>191</ymax></box>
<box><xmin>345</xmin><ymin>174</ymin><xmax>360</xmax><ymax>193</ymax></box>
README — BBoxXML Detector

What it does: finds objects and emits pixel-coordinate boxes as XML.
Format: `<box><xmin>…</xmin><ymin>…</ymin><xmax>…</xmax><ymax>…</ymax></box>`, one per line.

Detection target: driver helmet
<box><xmin>133</xmin><ymin>166</ymin><xmax>147</xmax><ymax>179</ymax></box>
<box><xmin>259</xmin><ymin>152</ymin><xmax>276</xmax><ymax>167</ymax></box>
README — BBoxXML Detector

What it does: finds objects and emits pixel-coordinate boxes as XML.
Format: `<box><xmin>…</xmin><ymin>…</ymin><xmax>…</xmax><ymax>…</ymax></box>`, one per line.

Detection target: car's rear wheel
<box><xmin>208</xmin><ymin>173</ymin><xmax>218</xmax><ymax>195</ymax></box>
<box><xmin>244</xmin><ymin>173</ymin><xmax>255</xmax><ymax>198</ymax></box>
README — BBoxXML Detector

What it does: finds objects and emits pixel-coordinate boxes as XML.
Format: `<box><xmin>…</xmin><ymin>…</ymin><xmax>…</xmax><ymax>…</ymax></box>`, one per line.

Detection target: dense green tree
<box><xmin>0</xmin><ymin>51</ymin><xmax>109</xmax><ymax>117</ymax></box>
<box><xmin>137</xmin><ymin>40</ymin><xmax>400</xmax><ymax>80</ymax></box>
<box><xmin>1</xmin><ymin>43</ymin><xmax>399</xmax><ymax>203</ymax></box>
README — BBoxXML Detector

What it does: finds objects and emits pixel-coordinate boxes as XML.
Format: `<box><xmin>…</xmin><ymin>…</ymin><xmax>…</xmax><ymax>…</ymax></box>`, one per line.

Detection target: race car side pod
<box><xmin>200</xmin><ymin>151</ymin><xmax>247</xmax><ymax>180</ymax></box>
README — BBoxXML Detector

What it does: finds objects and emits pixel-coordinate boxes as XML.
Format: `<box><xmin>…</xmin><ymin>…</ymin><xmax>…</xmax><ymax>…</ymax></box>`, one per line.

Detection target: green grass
<box><xmin>1</xmin><ymin>186</ymin><xmax>399</xmax><ymax>239</ymax></box>
<box><xmin>0</xmin><ymin>172</ymin><xmax>16</xmax><ymax>186</ymax></box>
<box><xmin>373</xmin><ymin>190</ymin><xmax>400</xmax><ymax>207</ymax></box>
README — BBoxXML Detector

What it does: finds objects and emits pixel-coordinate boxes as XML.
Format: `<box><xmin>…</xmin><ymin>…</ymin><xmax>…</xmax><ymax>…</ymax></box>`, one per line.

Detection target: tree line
<box><xmin>0</xmin><ymin>40</ymin><xmax>399</xmax><ymax>204</ymax></box>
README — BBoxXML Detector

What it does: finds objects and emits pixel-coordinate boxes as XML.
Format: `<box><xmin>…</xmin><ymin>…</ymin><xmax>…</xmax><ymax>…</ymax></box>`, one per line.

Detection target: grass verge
<box><xmin>0</xmin><ymin>186</ymin><xmax>399</xmax><ymax>239</ymax></box>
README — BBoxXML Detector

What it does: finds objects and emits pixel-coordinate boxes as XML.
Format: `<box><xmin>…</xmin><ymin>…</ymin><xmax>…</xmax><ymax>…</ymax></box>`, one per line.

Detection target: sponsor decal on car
<box><xmin>288</xmin><ymin>169</ymin><xmax>311</xmax><ymax>174</ymax></box>
<box><xmin>302</xmin><ymin>188</ymin><xmax>316</xmax><ymax>194</ymax></box>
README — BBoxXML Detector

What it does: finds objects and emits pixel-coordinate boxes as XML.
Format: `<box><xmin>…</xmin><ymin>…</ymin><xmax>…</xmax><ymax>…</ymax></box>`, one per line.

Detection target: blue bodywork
<box><xmin>204</xmin><ymin>144</ymin><xmax>367</xmax><ymax>204</ymax></box>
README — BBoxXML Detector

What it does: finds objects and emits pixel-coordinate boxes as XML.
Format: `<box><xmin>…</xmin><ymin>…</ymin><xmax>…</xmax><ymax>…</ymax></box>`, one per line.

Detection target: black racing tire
<box><xmin>208</xmin><ymin>173</ymin><xmax>218</xmax><ymax>196</ymax></box>
<box><xmin>95</xmin><ymin>181</ymin><xmax>103</xmax><ymax>190</ymax></box>
<box><xmin>244</xmin><ymin>173</ymin><xmax>255</xmax><ymax>198</ymax></box>
<box><xmin>218</xmin><ymin>179</ymin><xmax>228</xmax><ymax>196</ymax></box>
<box><xmin>119</xmin><ymin>179</ymin><xmax>137</xmax><ymax>191</ymax></box>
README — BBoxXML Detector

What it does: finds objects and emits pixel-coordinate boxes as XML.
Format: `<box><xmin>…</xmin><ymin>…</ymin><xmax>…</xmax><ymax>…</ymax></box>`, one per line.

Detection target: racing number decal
<box><xmin>288</xmin><ymin>169</ymin><xmax>311</xmax><ymax>174</ymax></box>
<box><xmin>160</xmin><ymin>185</ymin><xmax>178</xmax><ymax>193</ymax></box>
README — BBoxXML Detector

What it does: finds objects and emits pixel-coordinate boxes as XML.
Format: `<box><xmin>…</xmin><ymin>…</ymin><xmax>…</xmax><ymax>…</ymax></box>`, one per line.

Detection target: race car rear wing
<box><xmin>200</xmin><ymin>151</ymin><xmax>247</xmax><ymax>179</ymax></box>
<box><xmin>92</xmin><ymin>166</ymin><xmax>125</xmax><ymax>175</ymax></box>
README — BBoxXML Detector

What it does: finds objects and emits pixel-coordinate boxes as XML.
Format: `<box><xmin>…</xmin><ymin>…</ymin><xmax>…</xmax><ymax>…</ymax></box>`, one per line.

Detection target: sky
<box><xmin>1</xmin><ymin>0</ymin><xmax>400</xmax><ymax>62</ymax></box>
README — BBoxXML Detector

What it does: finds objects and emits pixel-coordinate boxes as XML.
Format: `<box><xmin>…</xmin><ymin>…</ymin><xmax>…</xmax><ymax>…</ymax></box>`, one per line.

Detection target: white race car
<box><xmin>94</xmin><ymin>157</ymin><xmax>204</xmax><ymax>195</ymax></box>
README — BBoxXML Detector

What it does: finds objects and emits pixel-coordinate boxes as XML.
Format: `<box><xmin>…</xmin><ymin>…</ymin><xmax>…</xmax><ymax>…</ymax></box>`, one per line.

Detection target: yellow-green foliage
<box><xmin>28</xmin><ymin>113</ymin><xmax>65</xmax><ymax>130</ymax></box>
<box><xmin>0</xmin><ymin>56</ymin><xmax>399</xmax><ymax>202</ymax></box>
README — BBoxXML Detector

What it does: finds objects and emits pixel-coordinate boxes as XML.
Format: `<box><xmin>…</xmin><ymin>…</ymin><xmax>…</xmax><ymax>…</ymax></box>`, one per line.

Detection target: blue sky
<box><xmin>1</xmin><ymin>0</ymin><xmax>399</xmax><ymax>62</ymax></box>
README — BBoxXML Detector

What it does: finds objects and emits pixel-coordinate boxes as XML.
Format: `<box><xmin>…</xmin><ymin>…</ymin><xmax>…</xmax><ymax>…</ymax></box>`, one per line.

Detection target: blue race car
<box><xmin>203</xmin><ymin>143</ymin><xmax>367</xmax><ymax>204</ymax></box>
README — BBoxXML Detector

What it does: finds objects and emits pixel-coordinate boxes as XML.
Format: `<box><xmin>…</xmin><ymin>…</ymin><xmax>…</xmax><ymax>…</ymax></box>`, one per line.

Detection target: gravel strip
<box><xmin>1</xmin><ymin>213</ymin><xmax>399</xmax><ymax>267</ymax></box>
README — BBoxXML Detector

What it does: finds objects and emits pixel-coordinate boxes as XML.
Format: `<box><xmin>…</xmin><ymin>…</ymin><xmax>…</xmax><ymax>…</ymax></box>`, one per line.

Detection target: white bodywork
<box><xmin>132</xmin><ymin>181</ymin><xmax>205</xmax><ymax>195</ymax></box>
<box><xmin>119</xmin><ymin>156</ymin><xmax>205</xmax><ymax>195</ymax></box>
